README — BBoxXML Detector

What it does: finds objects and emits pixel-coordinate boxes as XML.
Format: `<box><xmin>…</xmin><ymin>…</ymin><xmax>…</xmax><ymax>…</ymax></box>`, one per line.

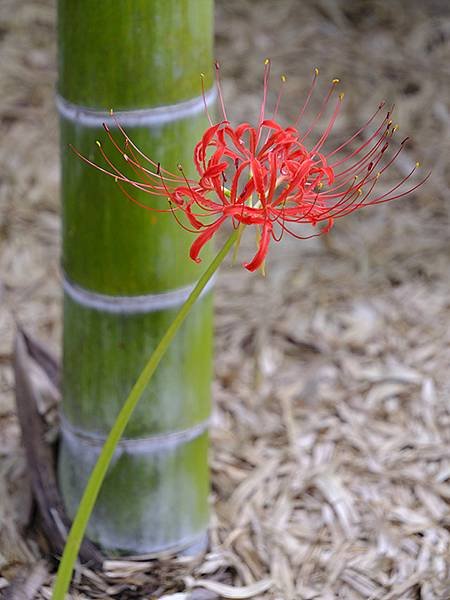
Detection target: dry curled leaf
<box><xmin>185</xmin><ymin>576</ymin><xmax>273</xmax><ymax>599</ymax></box>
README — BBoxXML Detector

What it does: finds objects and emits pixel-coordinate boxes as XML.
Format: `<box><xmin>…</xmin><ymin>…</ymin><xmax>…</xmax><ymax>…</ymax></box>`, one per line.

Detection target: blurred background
<box><xmin>1</xmin><ymin>0</ymin><xmax>449</xmax><ymax>598</ymax></box>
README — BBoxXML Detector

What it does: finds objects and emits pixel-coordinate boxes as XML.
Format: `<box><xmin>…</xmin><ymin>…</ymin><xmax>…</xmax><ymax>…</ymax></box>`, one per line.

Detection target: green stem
<box><xmin>52</xmin><ymin>229</ymin><xmax>238</xmax><ymax>600</ymax></box>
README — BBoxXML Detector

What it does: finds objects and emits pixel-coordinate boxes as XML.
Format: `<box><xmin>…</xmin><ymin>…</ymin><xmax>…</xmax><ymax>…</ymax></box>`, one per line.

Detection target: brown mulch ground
<box><xmin>1</xmin><ymin>0</ymin><xmax>450</xmax><ymax>598</ymax></box>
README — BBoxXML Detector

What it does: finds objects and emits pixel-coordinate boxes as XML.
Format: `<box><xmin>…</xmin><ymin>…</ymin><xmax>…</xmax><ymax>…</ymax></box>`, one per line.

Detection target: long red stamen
<box><xmin>258</xmin><ymin>58</ymin><xmax>271</xmax><ymax>131</ymax></box>
<box><xmin>311</xmin><ymin>93</ymin><xmax>344</xmax><ymax>154</ymax></box>
<box><xmin>200</xmin><ymin>72</ymin><xmax>214</xmax><ymax>127</ymax></box>
<box><xmin>326</xmin><ymin>102</ymin><xmax>387</xmax><ymax>159</ymax></box>
<box><xmin>293</xmin><ymin>67</ymin><xmax>319</xmax><ymax>128</ymax></box>
<box><xmin>214</xmin><ymin>61</ymin><xmax>228</xmax><ymax>122</ymax></box>
<box><xmin>299</xmin><ymin>78</ymin><xmax>340</xmax><ymax>143</ymax></box>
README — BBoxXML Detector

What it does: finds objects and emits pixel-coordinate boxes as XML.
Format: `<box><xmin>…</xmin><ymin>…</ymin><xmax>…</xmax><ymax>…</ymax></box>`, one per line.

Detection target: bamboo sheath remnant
<box><xmin>60</xmin><ymin>413</ymin><xmax>210</xmax><ymax>452</ymax></box>
<box><xmin>56</xmin><ymin>87</ymin><xmax>217</xmax><ymax>128</ymax></box>
<box><xmin>58</xmin><ymin>0</ymin><xmax>215</xmax><ymax>554</ymax></box>
<box><xmin>63</xmin><ymin>272</ymin><xmax>217</xmax><ymax>314</ymax></box>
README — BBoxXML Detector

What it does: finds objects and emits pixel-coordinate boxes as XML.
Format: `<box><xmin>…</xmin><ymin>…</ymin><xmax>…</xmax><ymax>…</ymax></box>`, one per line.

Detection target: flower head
<box><xmin>79</xmin><ymin>61</ymin><xmax>428</xmax><ymax>272</ymax></box>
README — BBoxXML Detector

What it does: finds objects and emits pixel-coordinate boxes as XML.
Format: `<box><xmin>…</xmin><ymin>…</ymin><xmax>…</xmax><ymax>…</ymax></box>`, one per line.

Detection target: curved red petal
<box><xmin>250</xmin><ymin>158</ymin><xmax>267</xmax><ymax>204</ymax></box>
<box><xmin>243</xmin><ymin>222</ymin><xmax>273</xmax><ymax>272</ymax></box>
<box><xmin>189</xmin><ymin>216</ymin><xmax>227</xmax><ymax>263</ymax></box>
<box><xmin>185</xmin><ymin>205</ymin><xmax>204</xmax><ymax>229</ymax></box>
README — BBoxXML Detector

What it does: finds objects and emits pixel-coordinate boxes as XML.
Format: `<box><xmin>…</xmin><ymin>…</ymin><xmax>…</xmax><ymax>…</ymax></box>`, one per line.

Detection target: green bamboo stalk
<box><xmin>58</xmin><ymin>0</ymin><xmax>215</xmax><ymax>554</ymax></box>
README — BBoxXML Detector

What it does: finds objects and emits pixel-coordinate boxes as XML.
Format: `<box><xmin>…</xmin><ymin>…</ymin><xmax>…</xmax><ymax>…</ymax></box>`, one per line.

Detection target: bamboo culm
<box><xmin>57</xmin><ymin>0</ymin><xmax>215</xmax><ymax>555</ymax></box>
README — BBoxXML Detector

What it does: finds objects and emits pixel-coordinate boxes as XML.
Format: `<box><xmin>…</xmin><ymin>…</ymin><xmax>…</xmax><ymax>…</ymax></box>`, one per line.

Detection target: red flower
<box><xmin>79</xmin><ymin>61</ymin><xmax>428</xmax><ymax>272</ymax></box>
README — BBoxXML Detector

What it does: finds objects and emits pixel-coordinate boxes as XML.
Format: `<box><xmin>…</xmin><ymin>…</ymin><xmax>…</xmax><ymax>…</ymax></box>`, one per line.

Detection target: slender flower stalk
<box><xmin>54</xmin><ymin>63</ymin><xmax>428</xmax><ymax>598</ymax></box>
<box><xmin>52</xmin><ymin>229</ymin><xmax>238</xmax><ymax>600</ymax></box>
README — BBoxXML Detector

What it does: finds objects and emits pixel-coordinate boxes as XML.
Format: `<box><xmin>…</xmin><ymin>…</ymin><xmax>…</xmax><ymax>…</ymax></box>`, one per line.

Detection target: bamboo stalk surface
<box><xmin>58</xmin><ymin>0</ymin><xmax>215</xmax><ymax>553</ymax></box>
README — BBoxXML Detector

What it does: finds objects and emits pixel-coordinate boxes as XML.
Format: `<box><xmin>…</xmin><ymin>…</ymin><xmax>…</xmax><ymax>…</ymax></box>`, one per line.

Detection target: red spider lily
<box><xmin>77</xmin><ymin>61</ymin><xmax>428</xmax><ymax>272</ymax></box>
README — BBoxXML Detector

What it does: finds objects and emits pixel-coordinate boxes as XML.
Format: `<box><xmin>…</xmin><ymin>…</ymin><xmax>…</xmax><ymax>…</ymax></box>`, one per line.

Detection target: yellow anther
<box><xmin>177</xmin><ymin>163</ymin><xmax>183</xmax><ymax>170</ymax></box>
<box><xmin>110</xmin><ymin>108</ymin><xmax>114</xmax><ymax>116</ymax></box>
<box><xmin>200</xmin><ymin>72</ymin><xmax>205</xmax><ymax>78</ymax></box>
<box><xmin>332</xmin><ymin>78</ymin><xmax>340</xmax><ymax>84</ymax></box>
<box><xmin>281</xmin><ymin>74</ymin><xmax>287</xmax><ymax>83</ymax></box>
<box><xmin>264</xmin><ymin>58</ymin><xmax>270</xmax><ymax>65</ymax></box>
<box><xmin>393</xmin><ymin>124</ymin><xmax>399</xmax><ymax>132</ymax></box>
<box><xmin>358</xmin><ymin>188</ymin><xmax>363</xmax><ymax>195</ymax></box>
<box><xmin>387</xmin><ymin>120</ymin><xmax>392</xmax><ymax>126</ymax></box>
<box><xmin>123</xmin><ymin>153</ymin><xmax>128</xmax><ymax>161</ymax></box>
<box><xmin>95</xmin><ymin>140</ymin><xmax>101</xmax><ymax>147</ymax></box>
<box><xmin>314</xmin><ymin>67</ymin><xmax>319</xmax><ymax>76</ymax></box>
<box><xmin>114</xmin><ymin>176</ymin><xmax>118</xmax><ymax>183</ymax></box>
<box><xmin>376</xmin><ymin>172</ymin><xmax>381</xmax><ymax>179</ymax></box>
<box><xmin>339</xmin><ymin>92</ymin><xmax>345</xmax><ymax>101</ymax></box>
<box><xmin>317</xmin><ymin>182</ymin><xmax>323</xmax><ymax>190</ymax></box>
<box><xmin>416</xmin><ymin>161</ymin><xmax>420</xmax><ymax>168</ymax></box>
